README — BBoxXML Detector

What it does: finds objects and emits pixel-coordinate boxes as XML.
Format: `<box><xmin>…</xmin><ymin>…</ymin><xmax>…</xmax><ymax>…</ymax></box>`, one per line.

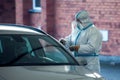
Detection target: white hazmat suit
<box><xmin>60</xmin><ymin>10</ymin><xmax>102</xmax><ymax>73</ymax></box>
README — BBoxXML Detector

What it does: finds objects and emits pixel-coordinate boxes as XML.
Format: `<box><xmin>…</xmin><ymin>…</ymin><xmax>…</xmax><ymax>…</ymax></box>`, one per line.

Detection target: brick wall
<box><xmin>15</xmin><ymin>0</ymin><xmax>23</xmax><ymax>24</ymax></box>
<box><xmin>1</xmin><ymin>0</ymin><xmax>120</xmax><ymax>56</ymax></box>
<box><xmin>46</xmin><ymin>0</ymin><xmax>55</xmax><ymax>36</ymax></box>
<box><xmin>16</xmin><ymin>0</ymin><xmax>32</xmax><ymax>26</ymax></box>
<box><xmin>0</xmin><ymin>0</ymin><xmax>15</xmax><ymax>23</ymax></box>
<box><xmin>53</xmin><ymin>0</ymin><xmax>120</xmax><ymax>56</ymax></box>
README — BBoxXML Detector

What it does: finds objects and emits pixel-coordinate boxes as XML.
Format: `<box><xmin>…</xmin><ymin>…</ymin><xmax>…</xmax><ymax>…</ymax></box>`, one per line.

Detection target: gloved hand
<box><xmin>59</xmin><ymin>39</ymin><xmax>66</xmax><ymax>45</ymax></box>
<box><xmin>69</xmin><ymin>45</ymin><xmax>80</xmax><ymax>51</ymax></box>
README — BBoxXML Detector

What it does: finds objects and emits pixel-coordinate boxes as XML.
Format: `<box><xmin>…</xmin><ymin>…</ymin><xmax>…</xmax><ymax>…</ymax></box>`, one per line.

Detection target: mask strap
<box><xmin>83</xmin><ymin>23</ymin><xmax>93</xmax><ymax>30</ymax></box>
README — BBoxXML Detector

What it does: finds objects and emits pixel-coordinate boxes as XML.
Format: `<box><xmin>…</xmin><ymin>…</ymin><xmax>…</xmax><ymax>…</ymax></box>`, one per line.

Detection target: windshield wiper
<box><xmin>0</xmin><ymin>45</ymin><xmax>60</xmax><ymax>66</ymax></box>
<box><xmin>0</xmin><ymin>45</ymin><xmax>78</xmax><ymax>66</ymax></box>
<box><xmin>0</xmin><ymin>47</ymin><xmax>43</xmax><ymax>66</ymax></box>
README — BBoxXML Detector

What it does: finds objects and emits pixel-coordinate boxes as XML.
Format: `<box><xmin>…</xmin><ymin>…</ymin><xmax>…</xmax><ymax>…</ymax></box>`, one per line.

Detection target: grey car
<box><xmin>0</xmin><ymin>24</ymin><xmax>105</xmax><ymax>80</ymax></box>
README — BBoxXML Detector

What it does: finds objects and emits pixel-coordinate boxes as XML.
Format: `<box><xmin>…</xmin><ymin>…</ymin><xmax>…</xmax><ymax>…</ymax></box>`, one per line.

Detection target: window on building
<box><xmin>32</xmin><ymin>0</ymin><xmax>42</xmax><ymax>12</ymax></box>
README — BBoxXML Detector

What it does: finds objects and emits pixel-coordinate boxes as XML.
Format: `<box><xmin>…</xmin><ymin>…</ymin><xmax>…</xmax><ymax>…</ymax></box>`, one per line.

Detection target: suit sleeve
<box><xmin>78</xmin><ymin>28</ymin><xmax>102</xmax><ymax>54</ymax></box>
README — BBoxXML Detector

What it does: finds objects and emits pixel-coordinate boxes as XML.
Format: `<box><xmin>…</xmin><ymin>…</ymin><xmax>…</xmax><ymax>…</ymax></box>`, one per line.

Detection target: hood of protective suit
<box><xmin>75</xmin><ymin>10</ymin><xmax>93</xmax><ymax>30</ymax></box>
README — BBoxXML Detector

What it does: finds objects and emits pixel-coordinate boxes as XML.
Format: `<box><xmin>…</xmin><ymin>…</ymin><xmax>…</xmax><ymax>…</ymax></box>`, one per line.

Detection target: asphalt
<box><xmin>100</xmin><ymin>61</ymin><xmax>120</xmax><ymax>80</ymax></box>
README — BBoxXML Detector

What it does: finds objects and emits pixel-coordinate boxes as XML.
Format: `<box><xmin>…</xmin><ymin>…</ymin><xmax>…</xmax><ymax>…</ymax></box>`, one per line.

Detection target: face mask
<box><xmin>77</xmin><ymin>22</ymin><xmax>84</xmax><ymax>30</ymax></box>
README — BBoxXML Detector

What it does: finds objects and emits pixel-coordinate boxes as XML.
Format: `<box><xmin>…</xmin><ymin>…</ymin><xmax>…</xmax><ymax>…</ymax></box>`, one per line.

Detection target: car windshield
<box><xmin>0</xmin><ymin>34</ymin><xmax>78</xmax><ymax>66</ymax></box>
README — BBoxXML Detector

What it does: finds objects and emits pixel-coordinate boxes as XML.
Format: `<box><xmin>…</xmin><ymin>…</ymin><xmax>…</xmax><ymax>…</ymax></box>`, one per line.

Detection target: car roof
<box><xmin>0</xmin><ymin>24</ymin><xmax>46</xmax><ymax>35</ymax></box>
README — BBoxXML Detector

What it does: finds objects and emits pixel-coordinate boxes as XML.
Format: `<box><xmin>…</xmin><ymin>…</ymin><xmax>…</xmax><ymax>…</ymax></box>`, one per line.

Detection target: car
<box><xmin>0</xmin><ymin>24</ymin><xmax>105</xmax><ymax>80</ymax></box>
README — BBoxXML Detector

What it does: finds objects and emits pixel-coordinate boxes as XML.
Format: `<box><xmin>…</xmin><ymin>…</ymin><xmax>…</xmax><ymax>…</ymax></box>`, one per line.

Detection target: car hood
<box><xmin>0</xmin><ymin>65</ymin><xmax>104</xmax><ymax>80</ymax></box>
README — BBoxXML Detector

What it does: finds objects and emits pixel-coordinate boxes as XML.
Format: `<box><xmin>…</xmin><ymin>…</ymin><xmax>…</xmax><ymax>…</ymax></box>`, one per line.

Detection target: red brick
<box><xmin>1</xmin><ymin>0</ymin><xmax>120</xmax><ymax>56</ymax></box>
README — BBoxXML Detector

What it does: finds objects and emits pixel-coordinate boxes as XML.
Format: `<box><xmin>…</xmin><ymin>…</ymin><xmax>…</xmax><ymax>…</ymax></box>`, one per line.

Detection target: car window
<box><xmin>0</xmin><ymin>35</ymin><xmax>78</xmax><ymax>66</ymax></box>
<box><xmin>40</xmin><ymin>39</ymin><xmax>69</xmax><ymax>63</ymax></box>
<box><xmin>0</xmin><ymin>40</ymin><xmax>2</xmax><ymax>54</ymax></box>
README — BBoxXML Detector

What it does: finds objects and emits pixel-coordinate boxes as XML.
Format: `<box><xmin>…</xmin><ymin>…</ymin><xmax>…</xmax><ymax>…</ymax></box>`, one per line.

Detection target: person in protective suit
<box><xmin>60</xmin><ymin>10</ymin><xmax>102</xmax><ymax>73</ymax></box>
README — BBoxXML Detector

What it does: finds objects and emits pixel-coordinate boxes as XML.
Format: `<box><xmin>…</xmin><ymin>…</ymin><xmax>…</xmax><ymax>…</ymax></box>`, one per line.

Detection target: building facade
<box><xmin>0</xmin><ymin>0</ymin><xmax>120</xmax><ymax>57</ymax></box>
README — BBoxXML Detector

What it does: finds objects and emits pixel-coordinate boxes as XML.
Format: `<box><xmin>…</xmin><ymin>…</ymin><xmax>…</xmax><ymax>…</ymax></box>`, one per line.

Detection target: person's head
<box><xmin>75</xmin><ymin>10</ymin><xmax>93</xmax><ymax>29</ymax></box>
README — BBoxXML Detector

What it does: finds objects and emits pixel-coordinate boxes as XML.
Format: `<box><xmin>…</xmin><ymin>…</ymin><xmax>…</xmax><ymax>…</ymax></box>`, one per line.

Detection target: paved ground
<box><xmin>100</xmin><ymin>62</ymin><xmax>120</xmax><ymax>80</ymax></box>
